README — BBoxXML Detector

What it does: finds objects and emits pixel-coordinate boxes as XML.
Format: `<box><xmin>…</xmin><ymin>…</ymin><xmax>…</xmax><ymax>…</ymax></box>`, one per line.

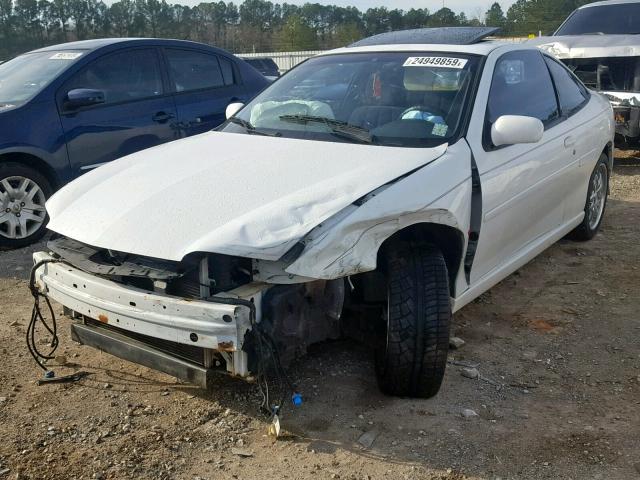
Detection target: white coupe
<box><xmin>33</xmin><ymin>28</ymin><xmax>614</xmax><ymax>399</ymax></box>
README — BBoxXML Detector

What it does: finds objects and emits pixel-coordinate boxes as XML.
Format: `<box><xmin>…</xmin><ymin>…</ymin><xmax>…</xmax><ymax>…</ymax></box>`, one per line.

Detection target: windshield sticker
<box><xmin>403</xmin><ymin>57</ymin><xmax>468</xmax><ymax>69</ymax></box>
<box><xmin>432</xmin><ymin>123</ymin><xmax>449</xmax><ymax>137</ymax></box>
<box><xmin>49</xmin><ymin>52</ymin><xmax>83</xmax><ymax>60</ymax></box>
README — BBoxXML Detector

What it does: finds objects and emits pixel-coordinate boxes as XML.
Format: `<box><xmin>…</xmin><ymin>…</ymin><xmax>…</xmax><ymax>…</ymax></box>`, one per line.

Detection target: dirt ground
<box><xmin>0</xmin><ymin>152</ymin><xmax>639</xmax><ymax>480</ymax></box>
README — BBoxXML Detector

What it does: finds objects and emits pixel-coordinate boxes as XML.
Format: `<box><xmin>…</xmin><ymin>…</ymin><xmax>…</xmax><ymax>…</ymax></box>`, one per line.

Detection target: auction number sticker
<box><xmin>49</xmin><ymin>52</ymin><xmax>83</xmax><ymax>60</ymax></box>
<box><xmin>403</xmin><ymin>56</ymin><xmax>468</xmax><ymax>69</ymax></box>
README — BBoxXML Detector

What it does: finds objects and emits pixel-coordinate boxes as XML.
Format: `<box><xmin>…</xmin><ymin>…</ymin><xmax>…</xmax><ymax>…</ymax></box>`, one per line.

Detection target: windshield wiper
<box><xmin>279</xmin><ymin>114</ymin><xmax>373</xmax><ymax>144</ymax></box>
<box><xmin>228</xmin><ymin>117</ymin><xmax>281</xmax><ymax>137</ymax></box>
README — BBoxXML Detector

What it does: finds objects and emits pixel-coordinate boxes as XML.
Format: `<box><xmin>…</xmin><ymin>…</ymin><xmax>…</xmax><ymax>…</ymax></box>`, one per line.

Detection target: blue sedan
<box><xmin>0</xmin><ymin>38</ymin><xmax>268</xmax><ymax>248</ymax></box>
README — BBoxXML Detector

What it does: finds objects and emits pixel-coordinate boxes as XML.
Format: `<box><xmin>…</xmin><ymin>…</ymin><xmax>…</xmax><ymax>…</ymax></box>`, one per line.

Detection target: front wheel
<box><xmin>0</xmin><ymin>162</ymin><xmax>51</xmax><ymax>249</ymax></box>
<box><xmin>375</xmin><ymin>243</ymin><xmax>451</xmax><ymax>398</ymax></box>
<box><xmin>569</xmin><ymin>154</ymin><xmax>609</xmax><ymax>241</ymax></box>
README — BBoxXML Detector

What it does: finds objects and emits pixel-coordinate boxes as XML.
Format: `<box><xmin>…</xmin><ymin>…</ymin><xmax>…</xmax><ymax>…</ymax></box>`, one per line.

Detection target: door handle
<box><xmin>564</xmin><ymin>136</ymin><xmax>576</xmax><ymax>148</ymax></box>
<box><xmin>152</xmin><ymin>111</ymin><xmax>175</xmax><ymax>123</ymax></box>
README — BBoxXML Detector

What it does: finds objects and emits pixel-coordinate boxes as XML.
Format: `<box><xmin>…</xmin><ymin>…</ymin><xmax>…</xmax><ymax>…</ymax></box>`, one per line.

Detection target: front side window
<box><xmin>221</xmin><ymin>52</ymin><xmax>481</xmax><ymax>148</ymax></box>
<box><xmin>487</xmin><ymin>50</ymin><xmax>559</xmax><ymax>130</ymax></box>
<box><xmin>166</xmin><ymin>49</ymin><xmax>225</xmax><ymax>92</ymax></box>
<box><xmin>0</xmin><ymin>50</ymin><xmax>84</xmax><ymax>108</ymax></box>
<box><xmin>555</xmin><ymin>4</ymin><xmax>640</xmax><ymax>36</ymax></box>
<box><xmin>66</xmin><ymin>49</ymin><xmax>163</xmax><ymax>105</ymax></box>
<box><xmin>544</xmin><ymin>56</ymin><xmax>589</xmax><ymax>117</ymax></box>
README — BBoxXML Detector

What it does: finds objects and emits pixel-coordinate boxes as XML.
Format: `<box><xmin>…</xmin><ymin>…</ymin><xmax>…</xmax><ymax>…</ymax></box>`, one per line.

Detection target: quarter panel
<box><xmin>561</xmin><ymin>94</ymin><xmax>613</xmax><ymax>221</ymax></box>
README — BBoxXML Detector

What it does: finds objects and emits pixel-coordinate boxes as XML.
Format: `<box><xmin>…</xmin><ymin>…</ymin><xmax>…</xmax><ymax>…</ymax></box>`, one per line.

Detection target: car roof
<box><xmin>322</xmin><ymin>40</ymin><xmax>521</xmax><ymax>58</ymax></box>
<box><xmin>578</xmin><ymin>0</ymin><xmax>640</xmax><ymax>7</ymax></box>
<box><xmin>349</xmin><ymin>27</ymin><xmax>500</xmax><ymax>48</ymax></box>
<box><xmin>29</xmin><ymin>38</ymin><xmax>220</xmax><ymax>53</ymax></box>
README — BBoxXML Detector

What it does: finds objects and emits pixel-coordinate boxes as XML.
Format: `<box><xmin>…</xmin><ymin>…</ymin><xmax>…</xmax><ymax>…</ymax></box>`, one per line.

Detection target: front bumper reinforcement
<box><xmin>33</xmin><ymin>251</ymin><xmax>268</xmax><ymax>383</ymax></box>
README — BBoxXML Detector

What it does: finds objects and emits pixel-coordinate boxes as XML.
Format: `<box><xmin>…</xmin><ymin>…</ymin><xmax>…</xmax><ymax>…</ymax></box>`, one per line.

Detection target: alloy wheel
<box><xmin>0</xmin><ymin>176</ymin><xmax>47</xmax><ymax>239</ymax></box>
<box><xmin>587</xmin><ymin>164</ymin><xmax>607</xmax><ymax>231</ymax></box>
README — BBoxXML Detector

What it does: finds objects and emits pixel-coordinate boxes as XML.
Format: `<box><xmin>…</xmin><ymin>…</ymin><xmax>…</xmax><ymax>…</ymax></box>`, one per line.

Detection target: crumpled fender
<box><xmin>286</xmin><ymin>140</ymin><xmax>472</xmax><ymax>280</ymax></box>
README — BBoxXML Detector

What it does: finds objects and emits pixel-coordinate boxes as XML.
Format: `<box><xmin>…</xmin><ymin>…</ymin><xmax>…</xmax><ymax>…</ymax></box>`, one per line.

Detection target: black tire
<box><xmin>375</xmin><ymin>242</ymin><xmax>451</xmax><ymax>398</ymax></box>
<box><xmin>0</xmin><ymin>162</ymin><xmax>52</xmax><ymax>249</ymax></box>
<box><xmin>569</xmin><ymin>153</ymin><xmax>609</xmax><ymax>241</ymax></box>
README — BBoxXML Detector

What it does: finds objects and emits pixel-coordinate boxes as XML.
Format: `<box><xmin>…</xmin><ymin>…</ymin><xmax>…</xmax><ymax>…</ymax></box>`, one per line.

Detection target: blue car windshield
<box><xmin>221</xmin><ymin>52</ymin><xmax>480</xmax><ymax>148</ymax></box>
<box><xmin>0</xmin><ymin>50</ymin><xmax>84</xmax><ymax>107</ymax></box>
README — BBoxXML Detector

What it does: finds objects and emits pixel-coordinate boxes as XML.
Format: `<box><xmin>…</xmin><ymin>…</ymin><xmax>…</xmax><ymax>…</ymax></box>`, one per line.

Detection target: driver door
<box><xmin>466</xmin><ymin>49</ymin><xmax>574</xmax><ymax>284</ymax></box>
<box><xmin>57</xmin><ymin>47</ymin><xmax>179</xmax><ymax>175</ymax></box>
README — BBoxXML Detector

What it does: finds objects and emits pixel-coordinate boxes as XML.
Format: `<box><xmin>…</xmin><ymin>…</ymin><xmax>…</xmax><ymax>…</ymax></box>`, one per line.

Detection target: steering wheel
<box><xmin>401</xmin><ymin>106</ymin><xmax>448</xmax><ymax>124</ymax></box>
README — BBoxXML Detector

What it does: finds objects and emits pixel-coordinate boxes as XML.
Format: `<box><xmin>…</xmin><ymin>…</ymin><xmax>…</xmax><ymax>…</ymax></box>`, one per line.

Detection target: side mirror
<box><xmin>226</xmin><ymin>102</ymin><xmax>245</xmax><ymax>120</ymax></box>
<box><xmin>65</xmin><ymin>88</ymin><xmax>105</xmax><ymax>109</ymax></box>
<box><xmin>491</xmin><ymin>115</ymin><xmax>544</xmax><ymax>147</ymax></box>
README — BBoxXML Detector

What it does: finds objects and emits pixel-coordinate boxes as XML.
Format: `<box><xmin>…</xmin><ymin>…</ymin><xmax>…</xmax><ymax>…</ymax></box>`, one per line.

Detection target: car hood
<box><xmin>531</xmin><ymin>35</ymin><xmax>640</xmax><ymax>59</ymax></box>
<box><xmin>47</xmin><ymin>131</ymin><xmax>447</xmax><ymax>262</ymax></box>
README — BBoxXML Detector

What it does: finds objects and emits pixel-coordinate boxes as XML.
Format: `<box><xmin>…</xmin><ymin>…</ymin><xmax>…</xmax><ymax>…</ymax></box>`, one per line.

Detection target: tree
<box><xmin>403</xmin><ymin>8</ymin><xmax>429</xmax><ymax>29</ymax></box>
<box><xmin>428</xmin><ymin>7</ymin><xmax>458</xmax><ymax>27</ymax></box>
<box><xmin>273</xmin><ymin>14</ymin><xmax>316</xmax><ymax>51</ymax></box>
<box><xmin>0</xmin><ymin>0</ymin><xmax>14</xmax><ymax>57</ymax></box>
<box><xmin>331</xmin><ymin>21</ymin><xmax>362</xmax><ymax>48</ymax></box>
<box><xmin>485</xmin><ymin>2</ymin><xmax>506</xmax><ymax>29</ymax></box>
<box><xmin>505</xmin><ymin>0</ymin><xmax>579</xmax><ymax>36</ymax></box>
<box><xmin>363</xmin><ymin>7</ymin><xmax>390</xmax><ymax>35</ymax></box>
<box><xmin>7</xmin><ymin>0</ymin><xmax>575</xmax><ymax>62</ymax></box>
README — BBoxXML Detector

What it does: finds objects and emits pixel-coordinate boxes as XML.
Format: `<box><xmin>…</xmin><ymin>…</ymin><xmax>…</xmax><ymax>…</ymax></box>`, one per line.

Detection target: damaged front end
<box><xmin>33</xmin><ymin>237</ymin><xmax>344</xmax><ymax>387</ymax></box>
<box><xmin>561</xmin><ymin>56</ymin><xmax>640</xmax><ymax>145</ymax></box>
<box><xmin>534</xmin><ymin>36</ymin><xmax>640</xmax><ymax>147</ymax></box>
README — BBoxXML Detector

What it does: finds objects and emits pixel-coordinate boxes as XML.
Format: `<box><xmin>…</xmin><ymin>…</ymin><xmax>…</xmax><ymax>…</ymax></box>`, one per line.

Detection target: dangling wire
<box><xmin>206</xmin><ymin>295</ymin><xmax>297</xmax><ymax>418</ymax></box>
<box><xmin>26</xmin><ymin>259</ymin><xmax>61</xmax><ymax>371</ymax></box>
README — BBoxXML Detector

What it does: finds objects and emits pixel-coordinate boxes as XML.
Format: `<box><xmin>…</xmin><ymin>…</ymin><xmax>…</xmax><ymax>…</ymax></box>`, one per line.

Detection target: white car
<box><xmin>32</xmin><ymin>28</ymin><xmax>614</xmax><ymax>399</ymax></box>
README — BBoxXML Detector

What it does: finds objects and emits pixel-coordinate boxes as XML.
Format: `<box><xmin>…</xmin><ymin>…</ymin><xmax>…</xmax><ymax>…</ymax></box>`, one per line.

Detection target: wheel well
<box><xmin>378</xmin><ymin>223</ymin><xmax>464</xmax><ymax>295</ymax></box>
<box><xmin>351</xmin><ymin>222</ymin><xmax>464</xmax><ymax>304</ymax></box>
<box><xmin>0</xmin><ymin>152</ymin><xmax>60</xmax><ymax>190</ymax></box>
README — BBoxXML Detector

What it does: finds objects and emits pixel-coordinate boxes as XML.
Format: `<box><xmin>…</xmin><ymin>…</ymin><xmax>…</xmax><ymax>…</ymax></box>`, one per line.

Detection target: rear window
<box><xmin>166</xmin><ymin>49</ymin><xmax>225</xmax><ymax>92</ymax></box>
<box><xmin>555</xmin><ymin>3</ymin><xmax>640</xmax><ymax>35</ymax></box>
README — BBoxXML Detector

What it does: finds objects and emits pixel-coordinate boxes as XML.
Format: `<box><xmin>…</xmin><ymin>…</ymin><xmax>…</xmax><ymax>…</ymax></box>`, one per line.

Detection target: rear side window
<box><xmin>219</xmin><ymin>57</ymin><xmax>235</xmax><ymax>86</ymax></box>
<box><xmin>487</xmin><ymin>50</ymin><xmax>560</xmax><ymax>128</ymax></box>
<box><xmin>166</xmin><ymin>49</ymin><xmax>225</xmax><ymax>92</ymax></box>
<box><xmin>65</xmin><ymin>49</ymin><xmax>163</xmax><ymax>105</ymax></box>
<box><xmin>544</xmin><ymin>56</ymin><xmax>589</xmax><ymax>117</ymax></box>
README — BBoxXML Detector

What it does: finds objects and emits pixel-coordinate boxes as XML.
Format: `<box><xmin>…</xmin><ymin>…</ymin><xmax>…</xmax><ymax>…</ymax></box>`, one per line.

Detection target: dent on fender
<box><xmin>286</xmin><ymin>141</ymin><xmax>474</xmax><ymax>281</ymax></box>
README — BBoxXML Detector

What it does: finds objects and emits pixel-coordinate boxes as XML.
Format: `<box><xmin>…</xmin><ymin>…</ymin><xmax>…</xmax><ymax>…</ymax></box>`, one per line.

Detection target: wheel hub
<box><xmin>9</xmin><ymin>201</ymin><xmax>22</xmax><ymax>214</ymax></box>
<box><xmin>0</xmin><ymin>175</ymin><xmax>47</xmax><ymax>240</ymax></box>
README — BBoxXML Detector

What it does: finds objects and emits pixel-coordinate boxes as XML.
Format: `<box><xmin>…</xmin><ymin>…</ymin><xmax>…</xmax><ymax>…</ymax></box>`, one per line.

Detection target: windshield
<box><xmin>555</xmin><ymin>3</ymin><xmax>640</xmax><ymax>35</ymax></box>
<box><xmin>221</xmin><ymin>52</ymin><xmax>480</xmax><ymax>148</ymax></box>
<box><xmin>0</xmin><ymin>50</ymin><xmax>84</xmax><ymax>108</ymax></box>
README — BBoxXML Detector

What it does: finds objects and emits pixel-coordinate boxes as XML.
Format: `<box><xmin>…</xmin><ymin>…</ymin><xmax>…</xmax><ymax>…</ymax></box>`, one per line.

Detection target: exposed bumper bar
<box><xmin>33</xmin><ymin>251</ymin><xmax>269</xmax><ymax>379</ymax></box>
<box><xmin>71</xmin><ymin>322</ymin><xmax>212</xmax><ymax>388</ymax></box>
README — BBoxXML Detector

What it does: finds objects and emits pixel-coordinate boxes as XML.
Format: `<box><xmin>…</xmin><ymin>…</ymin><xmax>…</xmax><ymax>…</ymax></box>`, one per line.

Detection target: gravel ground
<box><xmin>0</xmin><ymin>153</ymin><xmax>639</xmax><ymax>480</ymax></box>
